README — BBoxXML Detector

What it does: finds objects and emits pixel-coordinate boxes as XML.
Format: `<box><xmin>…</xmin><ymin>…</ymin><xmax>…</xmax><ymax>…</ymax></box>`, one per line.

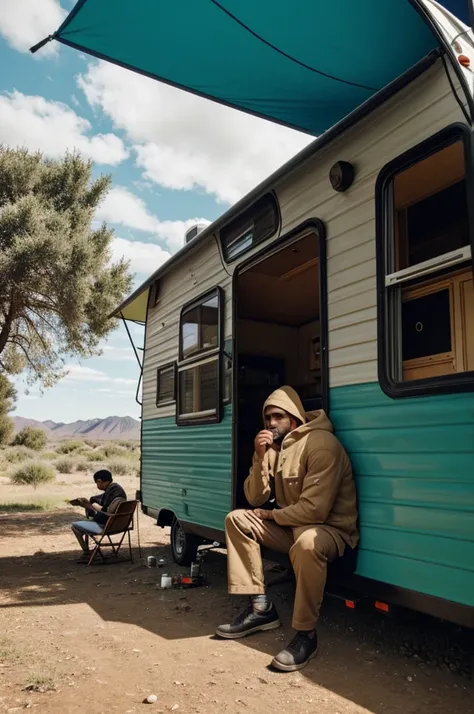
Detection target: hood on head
<box><xmin>263</xmin><ymin>385</ymin><xmax>334</xmax><ymax>435</ymax></box>
<box><xmin>263</xmin><ymin>386</ymin><xmax>307</xmax><ymax>425</ymax></box>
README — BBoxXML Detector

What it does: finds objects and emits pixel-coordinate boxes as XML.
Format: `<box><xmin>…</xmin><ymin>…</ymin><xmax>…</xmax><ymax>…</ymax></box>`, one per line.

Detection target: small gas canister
<box><xmin>160</xmin><ymin>573</ymin><xmax>172</xmax><ymax>589</ymax></box>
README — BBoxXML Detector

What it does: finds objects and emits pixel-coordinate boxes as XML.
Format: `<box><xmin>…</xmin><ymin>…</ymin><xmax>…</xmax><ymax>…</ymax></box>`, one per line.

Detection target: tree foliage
<box><xmin>13</xmin><ymin>426</ymin><xmax>48</xmax><ymax>451</ymax></box>
<box><xmin>0</xmin><ymin>147</ymin><xmax>132</xmax><ymax>387</ymax></box>
<box><xmin>0</xmin><ymin>374</ymin><xmax>16</xmax><ymax>446</ymax></box>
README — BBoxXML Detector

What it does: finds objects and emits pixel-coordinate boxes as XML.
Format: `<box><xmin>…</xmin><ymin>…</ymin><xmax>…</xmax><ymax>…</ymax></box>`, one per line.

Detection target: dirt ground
<box><xmin>0</xmin><ymin>473</ymin><xmax>473</xmax><ymax>714</ymax></box>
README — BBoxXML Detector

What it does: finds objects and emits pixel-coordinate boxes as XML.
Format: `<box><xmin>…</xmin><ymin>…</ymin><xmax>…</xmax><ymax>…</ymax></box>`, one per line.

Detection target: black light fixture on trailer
<box><xmin>329</xmin><ymin>161</ymin><xmax>355</xmax><ymax>192</ymax></box>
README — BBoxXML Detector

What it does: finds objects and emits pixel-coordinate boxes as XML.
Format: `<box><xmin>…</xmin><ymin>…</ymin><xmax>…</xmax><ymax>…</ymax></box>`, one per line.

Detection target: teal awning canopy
<box><xmin>44</xmin><ymin>0</ymin><xmax>470</xmax><ymax>135</ymax></box>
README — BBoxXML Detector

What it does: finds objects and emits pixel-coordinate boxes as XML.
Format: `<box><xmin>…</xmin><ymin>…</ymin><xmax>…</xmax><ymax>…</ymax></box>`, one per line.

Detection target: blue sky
<box><xmin>0</xmin><ymin>0</ymin><xmax>311</xmax><ymax>423</ymax></box>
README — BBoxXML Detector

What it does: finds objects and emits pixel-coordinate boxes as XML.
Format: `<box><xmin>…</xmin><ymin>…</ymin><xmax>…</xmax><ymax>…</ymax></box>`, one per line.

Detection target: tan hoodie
<box><xmin>243</xmin><ymin>386</ymin><xmax>358</xmax><ymax>553</ymax></box>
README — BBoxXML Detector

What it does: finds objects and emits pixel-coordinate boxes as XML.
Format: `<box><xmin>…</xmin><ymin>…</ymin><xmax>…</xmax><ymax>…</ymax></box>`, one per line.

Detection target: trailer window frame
<box><xmin>177</xmin><ymin>286</ymin><xmax>224</xmax><ymax>426</ymax></box>
<box><xmin>219</xmin><ymin>193</ymin><xmax>280</xmax><ymax>263</ymax></box>
<box><xmin>156</xmin><ymin>361</ymin><xmax>177</xmax><ymax>407</ymax></box>
<box><xmin>376</xmin><ymin>123</ymin><xmax>474</xmax><ymax>399</ymax></box>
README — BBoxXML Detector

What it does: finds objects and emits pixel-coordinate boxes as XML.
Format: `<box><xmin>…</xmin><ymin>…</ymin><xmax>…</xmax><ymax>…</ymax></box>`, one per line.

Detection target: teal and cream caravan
<box><xmin>49</xmin><ymin>1</ymin><xmax>474</xmax><ymax>626</ymax></box>
<box><xmin>116</xmin><ymin>55</ymin><xmax>474</xmax><ymax>625</ymax></box>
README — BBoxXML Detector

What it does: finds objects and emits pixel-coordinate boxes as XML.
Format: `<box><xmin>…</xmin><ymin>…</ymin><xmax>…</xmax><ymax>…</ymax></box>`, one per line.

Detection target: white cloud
<box><xmin>156</xmin><ymin>219</ymin><xmax>212</xmax><ymax>254</ymax></box>
<box><xmin>97</xmin><ymin>187</ymin><xmax>161</xmax><ymax>233</ymax></box>
<box><xmin>99</xmin><ymin>187</ymin><xmax>210</xmax><ymax>253</ymax></box>
<box><xmin>0</xmin><ymin>91</ymin><xmax>129</xmax><ymax>166</ymax></box>
<box><xmin>64</xmin><ymin>364</ymin><xmax>137</xmax><ymax>388</ymax></box>
<box><xmin>78</xmin><ymin>61</ymin><xmax>313</xmax><ymax>204</ymax></box>
<box><xmin>63</xmin><ymin>365</ymin><xmax>108</xmax><ymax>383</ymax></box>
<box><xmin>94</xmin><ymin>387</ymin><xmax>136</xmax><ymax>398</ymax></box>
<box><xmin>101</xmin><ymin>345</ymin><xmax>136</xmax><ymax>362</ymax></box>
<box><xmin>110</xmin><ymin>237</ymin><xmax>171</xmax><ymax>276</ymax></box>
<box><xmin>0</xmin><ymin>0</ymin><xmax>66</xmax><ymax>56</ymax></box>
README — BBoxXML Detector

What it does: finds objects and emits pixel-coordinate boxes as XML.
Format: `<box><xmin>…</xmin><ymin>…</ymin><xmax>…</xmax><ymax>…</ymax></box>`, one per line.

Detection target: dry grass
<box><xmin>55</xmin><ymin>441</ymin><xmax>84</xmax><ymax>455</ymax></box>
<box><xmin>3</xmin><ymin>446</ymin><xmax>34</xmax><ymax>463</ymax></box>
<box><xmin>40</xmin><ymin>450</ymin><xmax>58</xmax><ymax>460</ymax></box>
<box><xmin>55</xmin><ymin>457</ymin><xmax>76</xmax><ymax>474</ymax></box>
<box><xmin>23</xmin><ymin>672</ymin><xmax>56</xmax><ymax>693</ymax></box>
<box><xmin>0</xmin><ymin>637</ymin><xmax>22</xmax><ymax>664</ymax></box>
<box><xmin>10</xmin><ymin>462</ymin><xmax>56</xmax><ymax>488</ymax></box>
<box><xmin>107</xmin><ymin>458</ymin><xmax>132</xmax><ymax>476</ymax></box>
<box><xmin>85</xmin><ymin>450</ymin><xmax>106</xmax><ymax>462</ymax></box>
<box><xmin>102</xmin><ymin>443</ymin><xmax>125</xmax><ymax>458</ymax></box>
<box><xmin>76</xmin><ymin>460</ymin><xmax>90</xmax><ymax>472</ymax></box>
<box><xmin>0</xmin><ymin>501</ymin><xmax>59</xmax><ymax>513</ymax></box>
<box><xmin>1</xmin><ymin>439</ymin><xmax>140</xmax><ymax>513</ymax></box>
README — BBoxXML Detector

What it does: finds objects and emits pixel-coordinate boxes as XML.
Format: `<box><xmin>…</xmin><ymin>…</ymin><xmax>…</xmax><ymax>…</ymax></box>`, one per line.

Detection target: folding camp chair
<box><xmin>87</xmin><ymin>500</ymin><xmax>138</xmax><ymax>566</ymax></box>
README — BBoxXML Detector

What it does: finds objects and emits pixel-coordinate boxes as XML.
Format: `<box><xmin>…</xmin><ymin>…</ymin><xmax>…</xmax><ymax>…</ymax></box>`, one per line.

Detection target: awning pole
<box><xmin>30</xmin><ymin>35</ymin><xmax>55</xmax><ymax>53</ymax></box>
<box><xmin>121</xmin><ymin>313</ymin><xmax>143</xmax><ymax>369</ymax></box>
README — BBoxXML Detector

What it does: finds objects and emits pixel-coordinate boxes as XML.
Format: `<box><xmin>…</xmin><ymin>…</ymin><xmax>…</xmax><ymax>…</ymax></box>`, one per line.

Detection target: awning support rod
<box><xmin>121</xmin><ymin>313</ymin><xmax>143</xmax><ymax>369</ymax></box>
<box><xmin>30</xmin><ymin>34</ymin><xmax>56</xmax><ymax>53</ymax></box>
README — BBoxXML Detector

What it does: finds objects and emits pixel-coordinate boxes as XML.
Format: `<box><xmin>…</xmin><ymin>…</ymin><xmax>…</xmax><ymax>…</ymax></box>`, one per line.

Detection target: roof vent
<box><xmin>185</xmin><ymin>223</ymin><xmax>207</xmax><ymax>244</ymax></box>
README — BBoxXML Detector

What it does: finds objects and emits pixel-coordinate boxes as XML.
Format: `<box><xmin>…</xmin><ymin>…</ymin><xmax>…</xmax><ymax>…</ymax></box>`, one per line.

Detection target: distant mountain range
<box><xmin>13</xmin><ymin>415</ymin><xmax>140</xmax><ymax>441</ymax></box>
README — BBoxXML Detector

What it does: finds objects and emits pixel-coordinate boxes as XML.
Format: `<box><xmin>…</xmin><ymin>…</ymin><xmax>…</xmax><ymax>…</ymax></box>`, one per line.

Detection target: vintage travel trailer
<box><xmin>47</xmin><ymin>1</ymin><xmax>474</xmax><ymax>626</ymax></box>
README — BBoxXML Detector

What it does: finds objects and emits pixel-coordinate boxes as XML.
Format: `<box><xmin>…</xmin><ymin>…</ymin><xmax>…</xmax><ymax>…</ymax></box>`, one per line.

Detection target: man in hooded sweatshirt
<box><xmin>216</xmin><ymin>386</ymin><xmax>358</xmax><ymax>672</ymax></box>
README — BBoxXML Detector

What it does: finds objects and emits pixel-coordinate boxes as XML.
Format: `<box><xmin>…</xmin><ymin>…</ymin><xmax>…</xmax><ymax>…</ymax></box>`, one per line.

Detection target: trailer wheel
<box><xmin>170</xmin><ymin>518</ymin><xmax>200</xmax><ymax>566</ymax></box>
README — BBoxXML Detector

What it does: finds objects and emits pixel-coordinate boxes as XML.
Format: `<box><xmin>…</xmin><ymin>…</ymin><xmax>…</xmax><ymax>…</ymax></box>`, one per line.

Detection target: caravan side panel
<box><xmin>143</xmin><ymin>237</ymin><xmax>231</xmax><ymax>421</ymax></box>
<box><xmin>276</xmin><ymin>61</ymin><xmax>467</xmax><ymax>390</ymax></box>
<box><xmin>142</xmin><ymin>409</ymin><xmax>232</xmax><ymax>531</ymax></box>
<box><xmin>141</xmin><ymin>237</ymin><xmax>232</xmax><ymax>531</ymax></box>
<box><xmin>331</xmin><ymin>384</ymin><xmax>474</xmax><ymax>608</ymax></box>
<box><xmin>273</xmin><ymin>61</ymin><xmax>474</xmax><ymax>610</ymax></box>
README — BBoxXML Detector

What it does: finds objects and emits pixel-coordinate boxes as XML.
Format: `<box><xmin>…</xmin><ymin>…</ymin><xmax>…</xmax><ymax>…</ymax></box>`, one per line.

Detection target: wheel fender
<box><xmin>156</xmin><ymin>508</ymin><xmax>175</xmax><ymax>528</ymax></box>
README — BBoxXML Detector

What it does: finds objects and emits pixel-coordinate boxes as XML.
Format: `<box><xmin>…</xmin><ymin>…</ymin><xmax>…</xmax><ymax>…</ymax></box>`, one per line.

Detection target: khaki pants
<box><xmin>225</xmin><ymin>509</ymin><xmax>340</xmax><ymax>631</ymax></box>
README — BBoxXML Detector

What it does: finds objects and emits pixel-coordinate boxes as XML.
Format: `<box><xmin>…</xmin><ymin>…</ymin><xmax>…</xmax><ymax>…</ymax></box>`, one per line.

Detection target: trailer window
<box><xmin>377</xmin><ymin>129</ymin><xmax>474</xmax><ymax>397</ymax></box>
<box><xmin>177</xmin><ymin>287</ymin><xmax>223</xmax><ymax>424</ymax></box>
<box><xmin>220</xmin><ymin>194</ymin><xmax>279</xmax><ymax>262</ymax></box>
<box><xmin>156</xmin><ymin>363</ymin><xmax>176</xmax><ymax>406</ymax></box>
<box><xmin>180</xmin><ymin>294</ymin><xmax>219</xmax><ymax>360</ymax></box>
<box><xmin>179</xmin><ymin>358</ymin><xmax>218</xmax><ymax>416</ymax></box>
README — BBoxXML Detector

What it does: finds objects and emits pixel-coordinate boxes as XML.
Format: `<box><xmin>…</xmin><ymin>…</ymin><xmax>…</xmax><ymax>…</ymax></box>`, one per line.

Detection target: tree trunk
<box><xmin>0</xmin><ymin>302</ymin><xmax>15</xmax><ymax>355</ymax></box>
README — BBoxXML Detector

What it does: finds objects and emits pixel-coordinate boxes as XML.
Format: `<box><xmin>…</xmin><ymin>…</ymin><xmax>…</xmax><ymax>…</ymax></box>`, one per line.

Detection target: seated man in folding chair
<box><xmin>70</xmin><ymin>469</ymin><xmax>127</xmax><ymax>564</ymax></box>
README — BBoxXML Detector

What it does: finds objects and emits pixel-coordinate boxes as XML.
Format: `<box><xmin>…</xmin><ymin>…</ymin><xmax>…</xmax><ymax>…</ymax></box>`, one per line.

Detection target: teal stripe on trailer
<box><xmin>141</xmin><ymin>406</ymin><xmax>232</xmax><ymax>532</ymax></box>
<box><xmin>330</xmin><ymin>382</ymin><xmax>474</xmax><ymax>607</ymax></box>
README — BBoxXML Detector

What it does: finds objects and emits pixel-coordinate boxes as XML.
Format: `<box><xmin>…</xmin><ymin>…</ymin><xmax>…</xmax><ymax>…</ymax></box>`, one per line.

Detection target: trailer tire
<box><xmin>170</xmin><ymin>517</ymin><xmax>200</xmax><ymax>566</ymax></box>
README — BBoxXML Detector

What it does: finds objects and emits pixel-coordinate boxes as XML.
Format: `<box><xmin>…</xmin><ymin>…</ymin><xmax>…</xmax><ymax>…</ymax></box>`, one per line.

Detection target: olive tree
<box><xmin>0</xmin><ymin>147</ymin><xmax>132</xmax><ymax>387</ymax></box>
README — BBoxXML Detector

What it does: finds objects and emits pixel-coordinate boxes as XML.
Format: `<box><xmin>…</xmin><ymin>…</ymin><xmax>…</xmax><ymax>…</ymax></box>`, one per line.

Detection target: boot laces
<box><xmin>287</xmin><ymin>631</ymin><xmax>313</xmax><ymax>653</ymax></box>
<box><xmin>232</xmin><ymin>604</ymin><xmax>254</xmax><ymax>626</ymax></box>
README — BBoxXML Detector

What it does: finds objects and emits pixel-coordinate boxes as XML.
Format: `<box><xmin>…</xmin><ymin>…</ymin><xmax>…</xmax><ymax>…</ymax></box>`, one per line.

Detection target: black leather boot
<box><xmin>271</xmin><ymin>630</ymin><xmax>318</xmax><ymax>671</ymax></box>
<box><xmin>215</xmin><ymin>603</ymin><xmax>281</xmax><ymax>639</ymax></box>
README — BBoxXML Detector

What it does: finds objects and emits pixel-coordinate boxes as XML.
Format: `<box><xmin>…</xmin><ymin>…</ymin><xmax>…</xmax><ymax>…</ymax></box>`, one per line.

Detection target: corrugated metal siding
<box><xmin>141</xmin><ymin>406</ymin><xmax>232</xmax><ymax>532</ymax></box>
<box><xmin>331</xmin><ymin>382</ymin><xmax>474</xmax><ymax>607</ymax></box>
<box><xmin>142</xmin><ymin>237</ymin><xmax>231</xmax><ymax>420</ymax></box>
<box><xmin>274</xmin><ymin>60</ymin><xmax>467</xmax><ymax>388</ymax></box>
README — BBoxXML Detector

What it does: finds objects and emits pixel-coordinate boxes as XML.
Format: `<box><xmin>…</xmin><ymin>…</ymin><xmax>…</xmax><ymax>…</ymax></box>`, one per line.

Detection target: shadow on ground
<box><xmin>0</xmin><ymin>510</ymin><xmax>75</xmax><ymax>536</ymax></box>
<box><xmin>1</xmin><ymin>510</ymin><xmax>473</xmax><ymax>714</ymax></box>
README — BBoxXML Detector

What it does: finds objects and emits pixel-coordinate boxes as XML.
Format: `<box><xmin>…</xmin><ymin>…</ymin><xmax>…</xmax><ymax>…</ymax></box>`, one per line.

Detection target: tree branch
<box><xmin>22</xmin><ymin>314</ymin><xmax>52</xmax><ymax>354</ymax></box>
<box><xmin>26</xmin><ymin>307</ymin><xmax>61</xmax><ymax>335</ymax></box>
<box><xmin>28</xmin><ymin>301</ymin><xmax>67</xmax><ymax>321</ymax></box>
<box><xmin>8</xmin><ymin>338</ymin><xmax>40</xmax><ymax>376</ymax></box>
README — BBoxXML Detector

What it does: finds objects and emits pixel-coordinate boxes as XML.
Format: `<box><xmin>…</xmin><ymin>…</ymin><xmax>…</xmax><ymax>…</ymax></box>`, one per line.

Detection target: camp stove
<box><xmin>172</xmin><ymin>551</ymin><xmax>205</xmax><ymax>588</ymax></box>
